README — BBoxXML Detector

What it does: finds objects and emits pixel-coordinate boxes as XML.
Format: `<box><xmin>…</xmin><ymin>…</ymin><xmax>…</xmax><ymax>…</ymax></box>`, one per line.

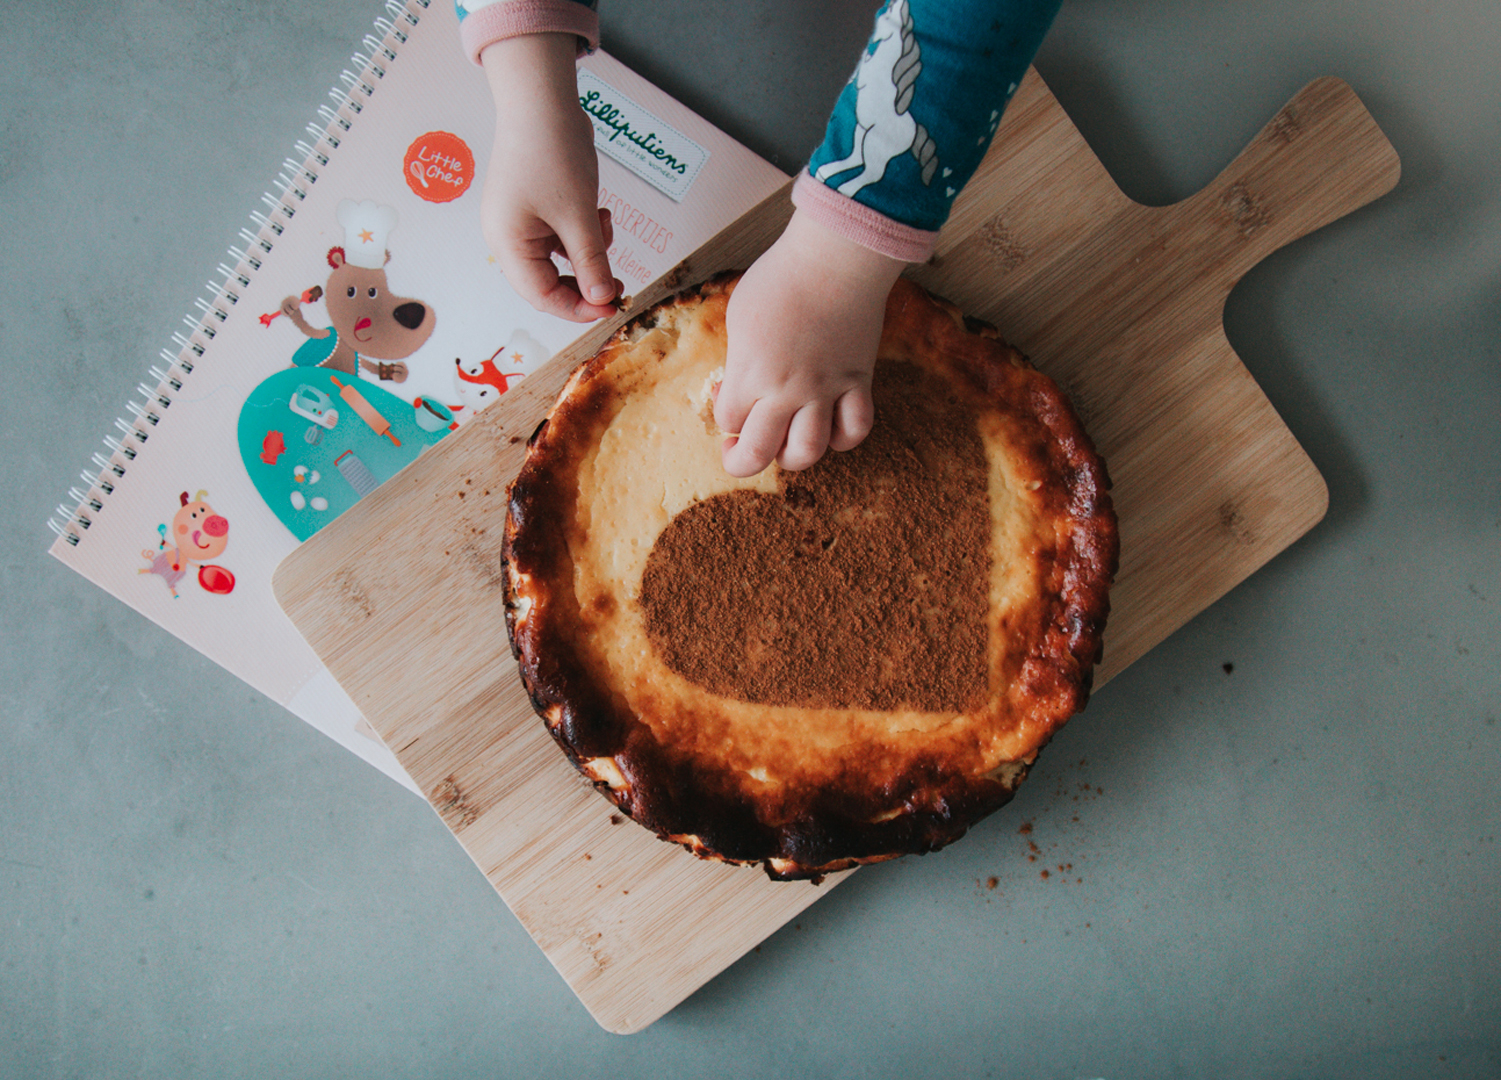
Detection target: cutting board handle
<box><xmin>1179</xmin><ymin>76</ymin><xmax>1400</xmax><ymax>282</ymax></box>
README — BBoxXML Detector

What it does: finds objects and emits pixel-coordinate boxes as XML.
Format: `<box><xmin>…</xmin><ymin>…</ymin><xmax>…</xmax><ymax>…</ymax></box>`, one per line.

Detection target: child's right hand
<box><xmin>479</xmin><ymin>33</ymin><xmax>619</xmax><ymax>322</ymax></box>
<box><xmin>714</xmin><ymin>208</ymin><xmax>906</xmax><ymax>477</ymax></box>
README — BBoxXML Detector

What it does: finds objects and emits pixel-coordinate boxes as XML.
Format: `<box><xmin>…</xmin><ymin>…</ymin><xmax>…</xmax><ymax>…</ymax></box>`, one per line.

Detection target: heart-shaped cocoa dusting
<box><xmin>639</xmin><ymin>361</ymin><xmax>991</xmax><ymax>713</ymax></box>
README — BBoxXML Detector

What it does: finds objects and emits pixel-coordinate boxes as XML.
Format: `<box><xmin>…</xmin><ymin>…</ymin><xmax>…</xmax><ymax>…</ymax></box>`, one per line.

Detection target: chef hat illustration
<box><xmin>336</xmin><ymin>198</ymin><xmax>399</xmax><ymax>269</ymax></box>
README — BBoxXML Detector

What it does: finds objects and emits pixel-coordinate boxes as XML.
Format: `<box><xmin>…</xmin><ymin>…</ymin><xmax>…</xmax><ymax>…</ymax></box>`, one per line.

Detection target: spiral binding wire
<box><xmin>48</xmin><ymin>0</ymin><xmax>431</xmax><ymax>545</ymax></box>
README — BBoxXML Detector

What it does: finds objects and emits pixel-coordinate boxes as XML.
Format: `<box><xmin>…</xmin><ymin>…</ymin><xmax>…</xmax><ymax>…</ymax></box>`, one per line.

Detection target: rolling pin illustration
<box><xmin>329</xmin><ymin>375</ymin><xmax>401</xmax><ymax>447</ymax></box>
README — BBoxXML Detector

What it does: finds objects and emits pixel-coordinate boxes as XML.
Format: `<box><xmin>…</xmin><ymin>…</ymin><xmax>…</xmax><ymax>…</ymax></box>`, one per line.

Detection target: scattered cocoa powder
<box><xmin>639</xmin><ymin>361</ymin><xmax>991</xmax><ymax>712</ymax></box>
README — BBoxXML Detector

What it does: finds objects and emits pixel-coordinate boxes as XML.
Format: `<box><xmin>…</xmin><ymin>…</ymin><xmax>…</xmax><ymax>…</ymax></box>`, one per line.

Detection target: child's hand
<box><xmin>479</xmin><ymin>33</ymin><xmax>619</xmax><ymax>322</ymax></box>
<box><xmin>714</xmin><ymin>209</ymin><xmax>906</xmax><ymax>477</ymax></box>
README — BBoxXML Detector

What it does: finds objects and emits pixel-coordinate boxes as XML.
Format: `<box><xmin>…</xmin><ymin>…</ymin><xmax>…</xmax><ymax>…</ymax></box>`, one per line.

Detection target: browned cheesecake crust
<box><xmin>503</xmin><ymin>273</ymin><xmax>1117</xmax><ymax>880</ymax></box>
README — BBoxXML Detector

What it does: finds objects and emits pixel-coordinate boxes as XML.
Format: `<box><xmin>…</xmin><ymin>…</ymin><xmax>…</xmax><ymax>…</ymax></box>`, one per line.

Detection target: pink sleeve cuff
<box><xmin>790</xmin><ymin>170</ymin><xmax>939</xmax><ymax>264</ymax></box>
<box><xmin>460</xmin><ymin>1</ymin><xmax>601</xmax><ymax>65</ymax></box>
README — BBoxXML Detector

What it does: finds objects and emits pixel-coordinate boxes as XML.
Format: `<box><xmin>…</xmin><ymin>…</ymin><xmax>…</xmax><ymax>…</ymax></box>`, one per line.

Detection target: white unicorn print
<box><xmin>812</xmin><ymin>0</ymin><xmax>938</xmax><ymax>197</ymax></box>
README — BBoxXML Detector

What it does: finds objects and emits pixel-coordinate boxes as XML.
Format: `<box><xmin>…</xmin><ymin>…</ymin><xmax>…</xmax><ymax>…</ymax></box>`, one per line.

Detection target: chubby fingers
<box><xmin>778</xmin><ymin>399</ymin><xmax>835</xmax><ymax>472</ymax></box>
<box><xmin>713</xmin><ymin>367</ymin><xmax>782</xmax><ymax>476</ymax></box>
<box><xmin>711</xmin><ymin>367</ymin><xmax>754</xmax><ymax>444</ymax></box>
<box><xmin>774</xmin><ymin>387</ymin><xmax>873</xmax><ymax>471</ymax></box>
<box><xmin>828</xmin><ymin>387</ymin><xmax>874</xmax><ymax>452</ymax></box>
<box><xmin>715</xmin><ymin>383</ymin><xmax>875</xmax><ymax>476</ymax></box>
<box><xmin>719</xmin><ymin>397</ymin><xmax>794</xmax><ymax>478</ymax></box>
<box><xmin>499</xmin><ymin>207</ymin><xmax>619</xmax><ymax>322</ymax></box>
<box><xmin>555</xmin><ymin>207</ymin><xmax>618</xmax><ymax>307</ymax></box>
<box><xmin>718</xmin><ymin>397</ymin><xmax>850</xmax><ymax>477</ymax></box>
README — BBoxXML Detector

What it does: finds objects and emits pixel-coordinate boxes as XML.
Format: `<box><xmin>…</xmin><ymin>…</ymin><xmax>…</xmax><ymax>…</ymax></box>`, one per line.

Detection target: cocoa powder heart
<box><xmin>639</xmin><ymin>361</ymin><xmax>992</xmax><ymax>713</ymax></box>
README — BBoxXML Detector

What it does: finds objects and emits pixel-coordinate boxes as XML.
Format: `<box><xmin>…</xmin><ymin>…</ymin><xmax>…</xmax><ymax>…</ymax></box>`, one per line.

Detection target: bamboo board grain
<box><xmin>273</xmin><ymin>70</ymin><xmax>1398</xmax><ymax>1033</ymax></box>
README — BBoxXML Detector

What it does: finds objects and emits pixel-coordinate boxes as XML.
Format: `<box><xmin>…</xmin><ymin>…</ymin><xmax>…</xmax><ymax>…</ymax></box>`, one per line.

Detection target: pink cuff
<box><xmin>460</xmin><ymin>1</ymin><xmax>601</xmax><ymax>65</ymax></box>
<box><xmin>790</xmin><ymin>170</ymin><xmax>939</xmax><ymax>264</ymax></box>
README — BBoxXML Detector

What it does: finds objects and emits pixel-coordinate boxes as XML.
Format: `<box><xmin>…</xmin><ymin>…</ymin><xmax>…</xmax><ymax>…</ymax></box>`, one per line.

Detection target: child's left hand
<box><xmin>479</xmin><ymin>33</ymin><xmax>620</xmax><ymax>322</ymax></box>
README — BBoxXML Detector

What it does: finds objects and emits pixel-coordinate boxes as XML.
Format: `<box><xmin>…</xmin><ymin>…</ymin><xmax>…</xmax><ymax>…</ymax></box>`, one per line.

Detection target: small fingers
<box><xmin>778</xmin><ymin>400</ymin><xmax>835</xmax><ymax>472</ymax></box>
<box><xmin>501</xmin><ymin>252</ymin><xmax>586</xmax><ymax>322</ymax></box>
<box><xmin>598</xmin><ymin>206</ymin><xmax>614</xmax><ymax>250</ymax></box>
<box><xmin>721</xmin><ymin>400</ymin><xmax>793</xmax><ymax>478</ymax></box>
<box><xmin>557</xmin><ymin>212</ymin><xmax>616</xmax><ymax>308</ymax></box>
<box><xmin>713</xmin><ymin>375</ymin><xmax>756</xmax><ymax>441</ymax></box>
<box><xmin>554</xmin><ymin>274</ymin><xmax>625</xmax><ymax>320</ymax></box>
<box><xmin>498</xmin><ymin>246</ymin><xmax>619</xmax><ymax>322</ymax></box>
<box><xmin>828</xmin><ymin>387</ymin><xmax>875</xmax><ymax>452</ymax></box>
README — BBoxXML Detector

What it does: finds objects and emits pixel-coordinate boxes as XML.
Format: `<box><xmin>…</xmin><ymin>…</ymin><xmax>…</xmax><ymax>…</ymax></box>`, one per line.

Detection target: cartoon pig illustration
<box><xmin>139</xmin><ymin>490</ymin><xmax>233</xmax><ymax>598</ymax></box>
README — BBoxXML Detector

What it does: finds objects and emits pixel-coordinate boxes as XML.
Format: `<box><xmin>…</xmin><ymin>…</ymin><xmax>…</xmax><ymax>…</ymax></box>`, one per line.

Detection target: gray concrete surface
<box><xmin>4</xmin><ymin>1</ymin><xmax>1497</xmax><ymax>1076</ymax></box>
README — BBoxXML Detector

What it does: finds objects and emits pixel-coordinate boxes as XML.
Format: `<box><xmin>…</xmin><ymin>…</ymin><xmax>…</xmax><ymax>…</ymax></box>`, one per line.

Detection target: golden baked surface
<box><xmin>503</xmin><ymin>275</ymin><xmax>1117</xmax><ymax>880</ymax></box>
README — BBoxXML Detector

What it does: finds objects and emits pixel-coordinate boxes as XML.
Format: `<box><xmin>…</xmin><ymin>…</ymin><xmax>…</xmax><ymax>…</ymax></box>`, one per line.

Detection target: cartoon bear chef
<box><xmin>276</xmin><ymin>199</ymin><xmax>436</xmax><ymax>384</ymax></box>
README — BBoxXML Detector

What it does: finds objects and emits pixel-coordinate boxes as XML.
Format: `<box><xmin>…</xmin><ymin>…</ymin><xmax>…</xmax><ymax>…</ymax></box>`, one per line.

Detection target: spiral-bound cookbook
<box><xmin>46</xmin><ymin>0</ymin><xmax>786</xmax><ymax>792</ymax></box>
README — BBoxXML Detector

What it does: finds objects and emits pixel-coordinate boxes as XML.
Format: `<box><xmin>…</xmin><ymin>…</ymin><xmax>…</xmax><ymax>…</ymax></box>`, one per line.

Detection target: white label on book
<box><xmin>578</xmin><ymin>70</ymin><xmax>709</xmax><ymax>203</ymax></box>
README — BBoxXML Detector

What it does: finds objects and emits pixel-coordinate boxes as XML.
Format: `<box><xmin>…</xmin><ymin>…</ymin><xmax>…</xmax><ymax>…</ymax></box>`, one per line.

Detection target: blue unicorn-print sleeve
<box><xmin>803</xmin><ymin>0</ymin><xmax>1061</xmax><ymax>257</ymax></box>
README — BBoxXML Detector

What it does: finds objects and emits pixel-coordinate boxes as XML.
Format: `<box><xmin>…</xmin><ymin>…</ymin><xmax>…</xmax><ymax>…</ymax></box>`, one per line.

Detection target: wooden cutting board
<box><xmin>273</xmin><ymin>70</ymin><xmax>1398</xmax><ymax>1034</ymax></box>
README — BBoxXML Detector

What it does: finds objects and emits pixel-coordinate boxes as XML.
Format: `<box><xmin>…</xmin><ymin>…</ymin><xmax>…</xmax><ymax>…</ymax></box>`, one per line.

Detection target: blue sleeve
<box><xmin>807</xmin><ymin>0</ymin><xmax>1061</xmax><ymax>233</ymax></box>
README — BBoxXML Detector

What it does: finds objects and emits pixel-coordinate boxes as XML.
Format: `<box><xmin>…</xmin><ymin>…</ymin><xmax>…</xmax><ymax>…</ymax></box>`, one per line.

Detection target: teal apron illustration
<box><xmin>238</xmin><ymin>367</ymin><xmax>450</xmax><ymax>541</ymax></box>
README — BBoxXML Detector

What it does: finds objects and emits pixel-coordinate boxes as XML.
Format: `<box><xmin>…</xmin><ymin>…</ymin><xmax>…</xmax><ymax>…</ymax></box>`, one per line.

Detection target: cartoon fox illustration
<box><xmin>447</xmin><ymin>328</ymin><xmax>550</xmax><ymax>422</ymax></box>
<box><xmin>454</xmin><ymin>352</ymin><xmax>523</xmax><ymax>408</ymax></box>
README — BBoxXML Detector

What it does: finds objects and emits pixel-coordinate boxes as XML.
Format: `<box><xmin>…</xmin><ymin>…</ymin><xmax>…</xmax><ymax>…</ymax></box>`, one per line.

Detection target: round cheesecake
<box><xmin>502</xmin><ymin>274</ymin><xmax>1117</xmax><ymax>880</ymax></box>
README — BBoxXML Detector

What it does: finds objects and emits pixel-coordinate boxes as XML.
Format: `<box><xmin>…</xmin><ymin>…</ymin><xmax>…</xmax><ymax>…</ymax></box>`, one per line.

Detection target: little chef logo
<box><xmin>403</xmin><ymin>131</ymin><xmax>475</xmax><ymax>203</ymax></box>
